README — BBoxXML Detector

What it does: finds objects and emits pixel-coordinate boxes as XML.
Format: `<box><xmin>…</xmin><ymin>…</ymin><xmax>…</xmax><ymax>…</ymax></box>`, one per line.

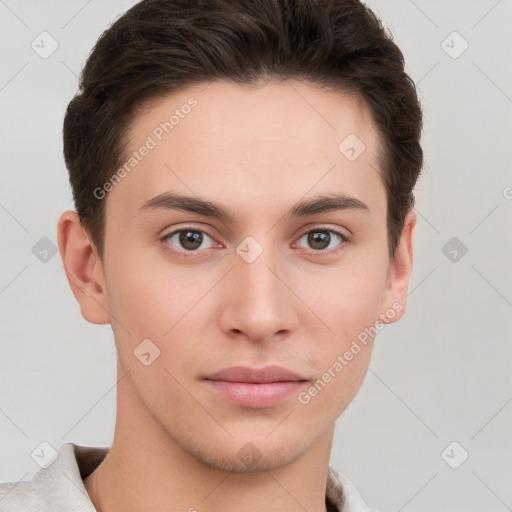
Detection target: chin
<box><xmin>176</xmin><ymin>429</ymin><xmax>313</xmax><ymax>474</ymax></box>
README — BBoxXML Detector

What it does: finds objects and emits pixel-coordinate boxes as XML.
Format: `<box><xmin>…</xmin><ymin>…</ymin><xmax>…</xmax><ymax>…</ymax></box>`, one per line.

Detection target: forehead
<box><xmin>107</xmin><ymin>79</ymin><xmax>385</xmax><ymax>221</ymax></box>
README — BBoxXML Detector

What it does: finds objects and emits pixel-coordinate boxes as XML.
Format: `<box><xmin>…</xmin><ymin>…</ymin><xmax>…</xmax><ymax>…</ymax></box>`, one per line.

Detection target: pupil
<box><xmin>180</xmin><ymin>230</ymin><xmax>202</xmax><ymax>250</ymax></box>
<box><xmin>309</xmin><ymin>231</ymin><xmax>329</xmax><ymax>250</ymax></box>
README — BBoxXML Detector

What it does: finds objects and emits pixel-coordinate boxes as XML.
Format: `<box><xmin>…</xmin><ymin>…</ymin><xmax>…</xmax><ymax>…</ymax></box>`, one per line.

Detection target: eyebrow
<box><xmin>139</xmin><ymin>191</ymin><xmax>369</xmax><ymax>222</ymax></box>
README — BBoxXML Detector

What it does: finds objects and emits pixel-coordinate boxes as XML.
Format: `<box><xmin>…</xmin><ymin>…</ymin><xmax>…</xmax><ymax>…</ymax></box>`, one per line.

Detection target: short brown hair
<box><xmin>63</xmin><ymin>0</ymin><xmax>423</xmax><ymax>259</ymax></box>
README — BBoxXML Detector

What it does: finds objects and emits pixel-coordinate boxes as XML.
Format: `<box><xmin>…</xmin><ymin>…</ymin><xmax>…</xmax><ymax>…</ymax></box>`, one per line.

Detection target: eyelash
<box><xmin>161</xmin><ymin>226</ymin><xmax>348</xmax><ymax>258</ymax></box>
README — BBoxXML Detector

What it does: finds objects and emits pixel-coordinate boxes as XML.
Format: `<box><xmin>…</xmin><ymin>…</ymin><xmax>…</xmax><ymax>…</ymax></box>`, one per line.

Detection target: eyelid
<box><xmin>293</xmin><ymin>225</ymin><xmax>349</xmax><ymax>254</ymax></box>
<box><xmin>160</xmin><ymin>224</ymin><xmax>350</xmax><ymax>256</ymax></box>
<box><xmin>160</xmin><ymin>225</ymin><xmax>221</xmax><ymax>255</ymax></box>
<box><xmin>297</xmin><ymin>224</ymin><xmax>350</xmax><ymax>241</ymax></box>
<box><xmin>160</xmin><ymin>223</ymin><xmax>218</xmax><ymax>241</ymax></box>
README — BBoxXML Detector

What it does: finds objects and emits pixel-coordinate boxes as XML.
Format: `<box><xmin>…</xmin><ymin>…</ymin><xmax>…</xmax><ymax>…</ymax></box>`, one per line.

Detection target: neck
<box><xmin>84</xmin><ymin>362</ymin><xmax>335</xmax><ymax>512</ymax></box>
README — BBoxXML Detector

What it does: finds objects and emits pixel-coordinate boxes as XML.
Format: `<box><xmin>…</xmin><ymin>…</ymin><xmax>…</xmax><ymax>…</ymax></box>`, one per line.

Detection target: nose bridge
<box><xmin>221</xmin><ymin>236</ymin><xmax>294</xmax><ymax>341</ymax></box>
<box><xmin>237</xmin><ymin>241</ymin><xmax>283</xmax><ymax>310</ymax></box>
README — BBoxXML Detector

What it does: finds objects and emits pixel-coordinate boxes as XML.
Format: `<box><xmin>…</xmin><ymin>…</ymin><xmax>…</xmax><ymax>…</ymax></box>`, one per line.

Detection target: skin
<box><xmin>57</xmin><ymin>79</ymin><xmax>416</xmax><ymax>512</ymax></box>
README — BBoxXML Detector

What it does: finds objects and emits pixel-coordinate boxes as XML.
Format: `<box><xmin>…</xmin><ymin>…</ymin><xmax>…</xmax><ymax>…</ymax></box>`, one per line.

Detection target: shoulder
<box><xmin>0</xmin><ymin>480</ymin><xmax>40</xmax><ymax>512</ymax></box>
<box><xmin>0</xmin><ymin>443</ymin><xmax>106</xmax><ymax>512</ymax></box>
<box><xmin>327</xmin><ymin>464</ymin><xmax>380</xmax><ymax>512</ymax></box>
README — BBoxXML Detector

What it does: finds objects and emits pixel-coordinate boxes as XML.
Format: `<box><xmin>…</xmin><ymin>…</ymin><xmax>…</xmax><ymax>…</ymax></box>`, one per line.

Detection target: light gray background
<box><xmin>1</xmin><ymin>1</ymin><xmax>511</xmax><ymax>511</ymax></box>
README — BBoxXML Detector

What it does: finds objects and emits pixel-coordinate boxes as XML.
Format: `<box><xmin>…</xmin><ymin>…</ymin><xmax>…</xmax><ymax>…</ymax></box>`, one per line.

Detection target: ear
<box><xmin>378</xmin><ymin>209</ymin><xmax>416</xmax><ymax>324</ymax></box>
<box><xmin>57</xmin><ymin>210</ymin><xmax>111</xmax><ymax>325</ymax></box>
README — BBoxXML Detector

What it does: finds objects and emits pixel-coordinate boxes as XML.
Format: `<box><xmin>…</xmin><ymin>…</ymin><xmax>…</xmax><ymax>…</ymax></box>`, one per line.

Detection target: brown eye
<box><xmin>297</xmin><ymin>229</ymin><xmax>345</xmax><ymax>252</ymax></box>
<box><xmin>165</xmin><ymin>229</ymin><xmax>214</xmax><ymax>252</ymax></box>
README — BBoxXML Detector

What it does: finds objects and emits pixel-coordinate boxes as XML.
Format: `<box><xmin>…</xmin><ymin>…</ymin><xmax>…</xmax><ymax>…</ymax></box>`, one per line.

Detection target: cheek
<box><xmin>104</xmin><ymin>246</ymin><xmax>201</xmax><ymax>337</ymax></box>
<box><xmin>104</xmin><ymin>249</ymin><xmax>213</xmax><ymax>376</ymax></box>
<box><xmin>297</xmin><ymin>257</ymin><xmax>387</xmax><ymax>341</ymax></box>
<box><xmin>295</xmin><ymin>329</ymin><xmax>373</xmax><ymax>423</ymax></box>
<box><xmin>291</xmin><ymin>256</ymin><xmax>386</xmax><ymax>407</ymax></box>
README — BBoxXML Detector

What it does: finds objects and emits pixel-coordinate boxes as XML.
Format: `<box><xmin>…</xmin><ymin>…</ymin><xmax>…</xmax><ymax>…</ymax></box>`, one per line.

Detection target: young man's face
<box><xmin>63</xmin><ymin>80</ymin><xmax>414</xmax><ymax>472</ymax></box>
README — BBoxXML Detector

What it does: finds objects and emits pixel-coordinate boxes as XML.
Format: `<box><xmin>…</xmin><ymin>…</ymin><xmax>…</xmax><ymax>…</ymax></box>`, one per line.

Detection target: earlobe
<box><xmin>379</xmin><ymin>209</ymin><xmax>416</xmax><ymax>324</ymax></box>
<box><xmin>57</xmin><ymin>210</ymin><xmax>111</xmax><ymax>325</ymax></box>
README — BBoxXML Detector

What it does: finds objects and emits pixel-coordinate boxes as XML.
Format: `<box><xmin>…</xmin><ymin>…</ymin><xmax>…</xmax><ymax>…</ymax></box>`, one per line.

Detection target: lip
<box><xmin>203</xmin><ymin>365</ymin><xmax>309</xmax><ymax>408</ymax></box>
<box><xmin>205</xmin><ymin>365</ymin><xmax>306</xmax><ymax>383</ymax></box>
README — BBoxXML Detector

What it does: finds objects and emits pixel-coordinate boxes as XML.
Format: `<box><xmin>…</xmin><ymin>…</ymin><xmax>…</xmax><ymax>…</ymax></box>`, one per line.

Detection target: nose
<box><xmin>217</xmin><ymin>245</ymin><xmax>298</xmax><ymax>344</ymax></box>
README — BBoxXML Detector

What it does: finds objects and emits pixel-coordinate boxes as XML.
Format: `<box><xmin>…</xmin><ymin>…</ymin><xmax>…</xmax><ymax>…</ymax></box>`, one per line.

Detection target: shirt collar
<box><xmin>10</xmin><ymin>443</ymin><xmax>376</xmax><ymax>512</ymax></box>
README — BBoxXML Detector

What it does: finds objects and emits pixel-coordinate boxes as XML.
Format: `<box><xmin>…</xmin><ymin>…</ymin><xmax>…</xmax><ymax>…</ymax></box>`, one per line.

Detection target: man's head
<box><xmin>58</xmin><ymin>0</ymin><xmax>422</xmax><ymax>474</ymax></box>
<box><xmin>63</xmin><ymin>0</ymin><xmax>422</xmax><ymax>261</ymax></box>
